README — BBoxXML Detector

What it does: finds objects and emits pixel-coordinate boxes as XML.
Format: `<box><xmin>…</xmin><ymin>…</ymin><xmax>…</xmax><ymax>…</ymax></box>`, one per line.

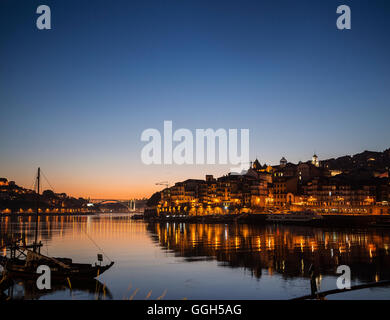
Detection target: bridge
<box><xmin>88</xmin><ymin>199</ymin><xmax>146</xmax><ymax>212</ymax></box>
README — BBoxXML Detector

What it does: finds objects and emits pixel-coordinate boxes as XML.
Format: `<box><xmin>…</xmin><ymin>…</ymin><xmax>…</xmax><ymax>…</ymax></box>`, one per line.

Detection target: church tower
<box><xmin>252</xmin><ymin>159</ymin><xmax>261</xmax><ymax>171</ymax></box>
<box><xmin>280</xmin><ymin>157</ymin><xmax>287</xmax><ymax>167</ymax></box>
<box><xmin>312</xmin><ymin>154</ymin><xmax>319</xmax><ymax>167</ymax></box>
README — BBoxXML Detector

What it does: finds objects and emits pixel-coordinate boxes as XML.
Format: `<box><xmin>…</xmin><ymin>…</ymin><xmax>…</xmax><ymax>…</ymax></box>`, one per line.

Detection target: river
<box><xmin>1</xmin><ymin>213</ymin><xmax>390</xmax><ymax>300</ymax></box>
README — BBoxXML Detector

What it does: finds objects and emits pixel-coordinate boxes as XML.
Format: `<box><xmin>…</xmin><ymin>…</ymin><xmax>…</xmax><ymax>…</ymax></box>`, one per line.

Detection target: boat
<box><xmin>0</xmin><ymin>168</ymin><xmax>114</xmax><ymax>281</ymax></box>
<box><xmin>0</xmin><ymin>243</ymin><xmax>114</xmax><ymax>280</ymax></box>
<box><xmin>292</xmin><ymin>264</ymin><xmax>390</xmax><ymax>300</ymax></box>
<box><xmin>369</xmin><ymin>219</ymin><xmax>390</xmax><ymax>228</ymax></box>
<box><xmin>130</xmin><ymin>213</ymin><xmax>144</xmax><ymax>220</ymax></box>
<box><xmin>266</xmin><ymin>210</ymin><xmax>323</xmax><ymax>224</ymax></box>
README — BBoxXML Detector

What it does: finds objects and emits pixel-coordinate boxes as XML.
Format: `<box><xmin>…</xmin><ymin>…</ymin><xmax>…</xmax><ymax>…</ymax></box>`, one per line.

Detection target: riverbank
<box><xmin>145</xmin><ymin>213</ymin><xmax>390</xmax><ymax>228</ymax></box>
<box><xmin>0</xmin><ymin>212</ymin><xmax>97</xmax><ymax>218</ymax></box>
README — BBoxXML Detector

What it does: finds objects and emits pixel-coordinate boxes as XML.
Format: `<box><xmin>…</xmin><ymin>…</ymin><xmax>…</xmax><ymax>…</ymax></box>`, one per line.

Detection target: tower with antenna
<box><xmin>312</xmin><ymin>153</ymin><xmax>319</xmax><ymax>167</ymax></box>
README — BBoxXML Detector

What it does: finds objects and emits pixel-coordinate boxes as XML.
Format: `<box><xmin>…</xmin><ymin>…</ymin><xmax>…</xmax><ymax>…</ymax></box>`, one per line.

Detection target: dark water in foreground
<box><xmin>1</xmin><ymin>213</ymin><xmax>390</xmax><ymax>300</ymax></box>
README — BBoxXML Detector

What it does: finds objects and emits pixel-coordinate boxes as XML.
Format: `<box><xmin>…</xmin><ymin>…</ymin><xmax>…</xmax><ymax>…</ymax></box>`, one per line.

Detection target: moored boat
<box><xmin>0</xmin><ymin>242</ymin><xmax>114</xmax><ymax>280</ymax></box>
<box><xmin>266</xmin><ymin>210</ymin><xmax>323</xmax><ymax>224</ymax></box>
<box><xmin>369</xmin><ymin>218</ymin><xmax>390</xmax><ymax>228</ymax></box>
<box><xmin>0</xmin><ymin>168</ymin><xmax>114</xmax><ymax>282</ymax></box>
<box><xmin>131</xmin><ymin>213</ymin><xmax>144</xmax><ymax>220</ymax></box>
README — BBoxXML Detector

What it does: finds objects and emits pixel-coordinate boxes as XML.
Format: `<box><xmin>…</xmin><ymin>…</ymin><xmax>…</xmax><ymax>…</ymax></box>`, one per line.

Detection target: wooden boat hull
<box><xmin>1</xmin><ymin>258</ymin><xmax>114</xmax><ymax>280</ymax></box>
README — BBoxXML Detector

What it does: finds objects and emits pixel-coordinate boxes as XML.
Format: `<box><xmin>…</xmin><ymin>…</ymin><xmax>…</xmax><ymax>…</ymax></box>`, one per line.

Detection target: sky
<box><xmin>0</xmin><ymin>0</ymin><xmax>390</xmax><ymax>199</ymax></box>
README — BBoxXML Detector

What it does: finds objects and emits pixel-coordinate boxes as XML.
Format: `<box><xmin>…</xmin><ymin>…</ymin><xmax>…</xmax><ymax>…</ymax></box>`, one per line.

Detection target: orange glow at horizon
<box><xmin>2</xmin><ymin>164</ymin><xmax>233</xmax><ymax>199</ymax></box>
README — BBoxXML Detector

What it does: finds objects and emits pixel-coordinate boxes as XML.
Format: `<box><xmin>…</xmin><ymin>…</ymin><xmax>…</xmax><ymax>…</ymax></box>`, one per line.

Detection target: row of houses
<box><xmin>157</xmin><ymin>154</ymin><xmax>390</xmax><ymax>215</ymax></box>
<box><xmin>0</xmin><ymin>178</ymin><xmax>89</xmax><ymax>214</ymax></box>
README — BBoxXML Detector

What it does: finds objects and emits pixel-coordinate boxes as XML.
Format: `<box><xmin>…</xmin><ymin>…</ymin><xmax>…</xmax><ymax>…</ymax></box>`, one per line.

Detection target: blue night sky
<box><xmin>0</xmin><ymin>0</ymin><xmax>389</xmax><ymax>198</ymax></box>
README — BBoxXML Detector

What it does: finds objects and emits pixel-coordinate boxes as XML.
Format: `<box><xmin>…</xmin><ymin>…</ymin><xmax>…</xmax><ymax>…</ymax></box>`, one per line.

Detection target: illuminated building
<box><xmin>312</xmin><ymin>154</ymin><xmax>320</xmax><ymax>167</ymax></box>
<box><xmin>155</xmin><ymin>149</ymin><xmax>390</xmax><ymax>216</ymax></box>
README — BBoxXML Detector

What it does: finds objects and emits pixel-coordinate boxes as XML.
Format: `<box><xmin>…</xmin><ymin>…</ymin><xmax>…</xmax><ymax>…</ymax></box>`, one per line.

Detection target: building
<box><xmin>155</xmin><ymin>149</ymin><xmax>390</xmax><ymax>216</ymax></box>
<box><xmin>312</xmin><ymin>154</ymin><xmax>319</xmax><ymax>167</ymax></box>
<box><xmin>280</xmin><ymin>157</ymin><xmax>287</xmax><ymax>167</ymax></box>
<box><xmin>271</xmin><ymin>176</ymin><xmax>298</xmax><ymax>207</ymax></box>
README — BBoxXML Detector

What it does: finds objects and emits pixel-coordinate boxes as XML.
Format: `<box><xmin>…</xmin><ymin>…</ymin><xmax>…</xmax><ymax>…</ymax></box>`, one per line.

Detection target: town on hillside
<box><xmin>147</xmin><ymin>148</ymin><xmax>390</xmax><ymax>216</ymax></box>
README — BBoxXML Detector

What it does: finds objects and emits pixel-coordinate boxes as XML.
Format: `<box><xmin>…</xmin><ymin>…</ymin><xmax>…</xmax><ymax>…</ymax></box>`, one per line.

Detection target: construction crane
<box><xmin>229</xmin><ymin>161</ymin><xmax>252</xmax><ymax>175</ymax></box>
<box><xmin>155</xmin><ymin>181</ymin><xmax>170</xmax><ymax>188</ymax></box>
<box><xmin>239</xmin><ymin>161</ymin><xmax>252</xmax><ymax>167</ymax></box>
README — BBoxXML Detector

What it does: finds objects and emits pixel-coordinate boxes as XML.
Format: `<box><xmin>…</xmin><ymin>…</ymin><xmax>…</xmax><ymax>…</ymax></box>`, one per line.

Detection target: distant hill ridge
<box><xmin>320</xmin><ymin>148</ymin><xmax>390</xmax><ymax>171</ymax></box>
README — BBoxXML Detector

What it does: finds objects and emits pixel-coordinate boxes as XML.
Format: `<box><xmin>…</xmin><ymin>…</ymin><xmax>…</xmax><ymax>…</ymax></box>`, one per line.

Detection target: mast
<box><xmin>34</xmin><ymin>167</ymin><xmax>40</xmax><ymax>252</ymax></box>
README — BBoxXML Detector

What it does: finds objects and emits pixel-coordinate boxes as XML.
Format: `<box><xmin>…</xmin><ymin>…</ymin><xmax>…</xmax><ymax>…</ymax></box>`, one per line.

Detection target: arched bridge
<box><xmin>88</xmin><ymin>199</ymin><xmax>137</xmax><ymax>211</ymax></box>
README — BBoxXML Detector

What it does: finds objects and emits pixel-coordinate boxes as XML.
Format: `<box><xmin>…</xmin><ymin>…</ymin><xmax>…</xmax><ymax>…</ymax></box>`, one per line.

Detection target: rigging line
<box><xmin>30</xmin><ymin>174</ymin><xmax>36</xmax><ymax>191</ymax></box>
<box><xmin>41</xmin><ymin>170</ymin><xmax>55</xmax><ymax>192</ymax></box>
<box><xmin>31</xmin><ymin>170</ymin><xmax>38</xmax><ymax>192</ymax></box>
<box><xmin>81</xmin><ymin>227</ymin><xmax>112</xmax><ymax>263</ymax></box>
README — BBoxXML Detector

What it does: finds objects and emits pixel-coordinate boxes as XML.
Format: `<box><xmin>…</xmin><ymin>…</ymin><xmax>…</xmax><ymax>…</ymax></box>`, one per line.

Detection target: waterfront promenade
<box><xmin>145</xmin><ymin>211</ymin><xmax>390</xmax><ymax>228</ymax></box>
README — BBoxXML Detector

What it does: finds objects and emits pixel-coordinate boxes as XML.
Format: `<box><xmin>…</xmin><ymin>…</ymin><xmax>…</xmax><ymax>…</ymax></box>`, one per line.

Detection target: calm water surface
<box><xmin>1</xmin><ymin>213</ymin><xmax>390</xmax><ymax>300</ymax></box>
